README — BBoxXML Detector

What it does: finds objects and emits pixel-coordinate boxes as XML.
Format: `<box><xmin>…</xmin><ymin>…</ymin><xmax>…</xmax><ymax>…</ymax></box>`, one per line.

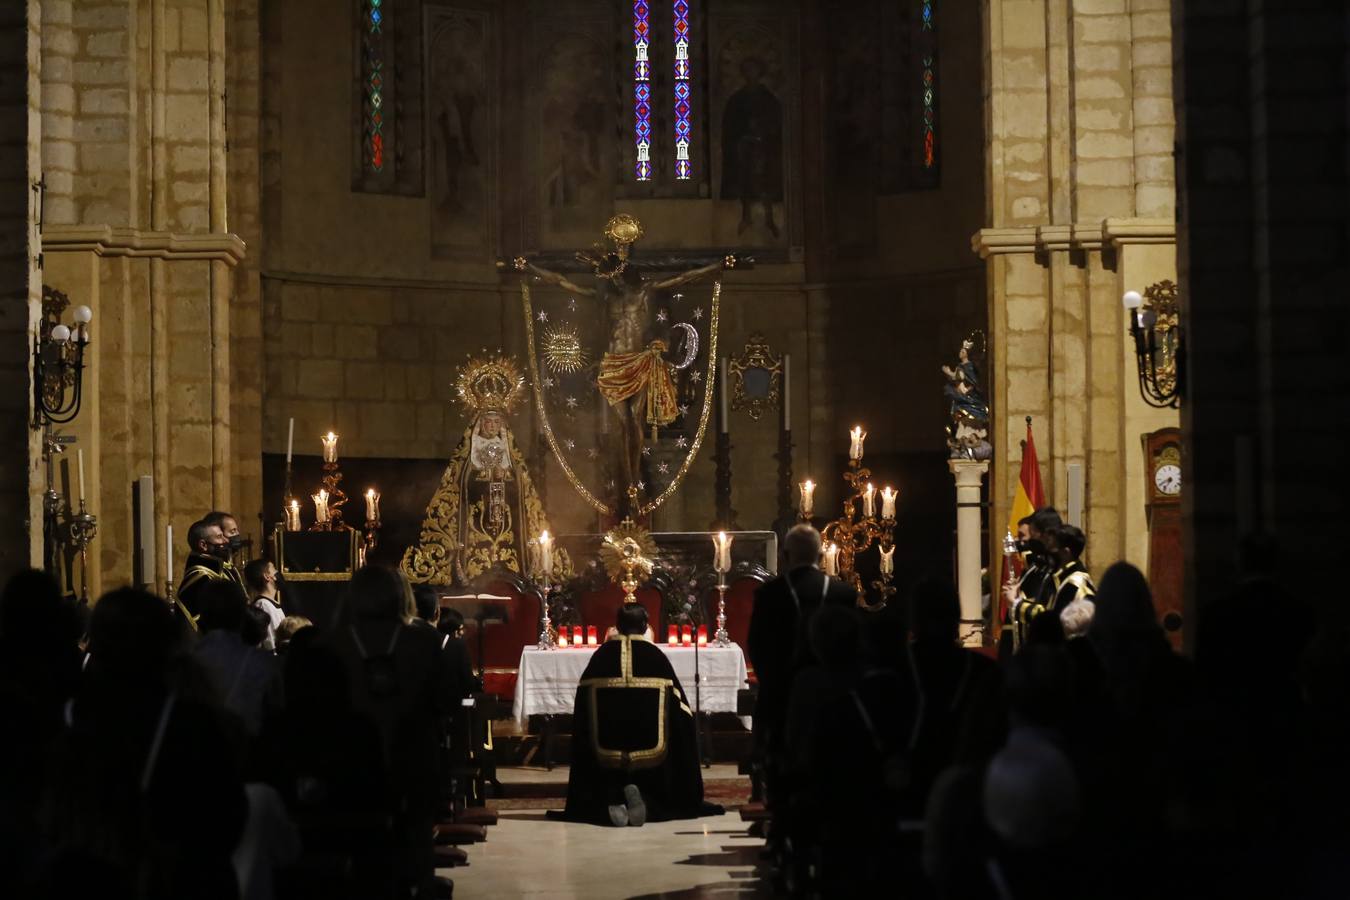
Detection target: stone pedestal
<box><xmin>948</xmin><ymin>459</ymin><xmax>990</xmax><ymax>647</ymax></box>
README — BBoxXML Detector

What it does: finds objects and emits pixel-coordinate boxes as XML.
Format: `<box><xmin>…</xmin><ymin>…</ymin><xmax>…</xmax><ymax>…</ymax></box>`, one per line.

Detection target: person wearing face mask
<box><xmin>203</xmin><ymin>509</ymin><xmax>249</xmax><ymax>564</ymax></box>
<box><xmin>1006</xmin><ymin>507</ymin><xmax>1062</xmax><ymax>649</ymax></box>
<box><xmin>244</xmin><ymin>558</ymin><xmax>285</xmax><ymax>651</ymax></box>
<box><xmin>1016</xmin><ymin>523</ymin><xmax>1096</xmax><ymax>641</ymax></box>
<box><xmin>178</xmin><ymin>519</ymin><xmax>249</xmax><ymax>627</ymax></box>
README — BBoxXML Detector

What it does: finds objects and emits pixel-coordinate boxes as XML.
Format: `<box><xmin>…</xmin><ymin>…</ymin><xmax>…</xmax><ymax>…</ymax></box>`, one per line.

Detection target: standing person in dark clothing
<box><xmin>748</xmin><ymin>524</ymin><xmax>857</xmax><ymax>760</ymax></box>
<box><xmin>178</xmin><ymin>518</ymin><xmax>248</xmax><ymax>626</ymax></box>
<box><xmin>328</xmin><ymin>566</ymin><xmax>455</xmax><ymax>897</ymax></box>
<box><xmin>1005</xmin><ymin>507</ymin><xmax>1062</xmax><ymax>649</ymax></box>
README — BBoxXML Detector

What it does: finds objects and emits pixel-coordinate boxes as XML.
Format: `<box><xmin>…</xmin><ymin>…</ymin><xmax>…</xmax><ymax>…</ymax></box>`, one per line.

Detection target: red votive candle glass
<box><xmin>681</xmin><ymin>625</ymin><xmax>692</xmax><ymax>645</ymax></box>
<box><xmin>586</xmin><ymin>625</ymin><xmax>597</xmax><ymax>646</ymax></box>
<box><xmin>572</xmin><ymin>626</ymin><xmax>583</xmax><ymax>646</ymax></box>
<box><xmin>557</xmin><ymin>629</ymin><xmax>568</xmax><ymax>648</ymax></box>
<box><xmin>667</xmin><ymin>625</ymin><xmax>678</xmax><ymax>645</ymax></box>
<box><xmin>697</xmin><ymin>625</ymin><xmax>708</xmax><ymax>646</ymax></box>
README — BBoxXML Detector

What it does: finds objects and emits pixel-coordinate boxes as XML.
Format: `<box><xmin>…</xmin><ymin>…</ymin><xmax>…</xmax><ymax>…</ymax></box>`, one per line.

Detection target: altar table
<box><xmin>512</xmin><ymin>643</ymin><xmax>750</xmax><ymax>728</ymax></box>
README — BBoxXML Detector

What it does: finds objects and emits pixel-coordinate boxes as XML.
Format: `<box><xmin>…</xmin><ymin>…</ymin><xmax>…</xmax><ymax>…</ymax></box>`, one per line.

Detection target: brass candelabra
<box><xmin>67</xmin><ymin>499</ymin><xmax>98</xmax><ymax>605</ymax></box>
<box><xmin>811</xmin><ymin>456</ymin><xmax>897</xmax><ymax>605</ymax></box>
<box><xmin>310</xmin><ymin>460</ymin><xmax>349</xmax><ymax>531</ymax></box>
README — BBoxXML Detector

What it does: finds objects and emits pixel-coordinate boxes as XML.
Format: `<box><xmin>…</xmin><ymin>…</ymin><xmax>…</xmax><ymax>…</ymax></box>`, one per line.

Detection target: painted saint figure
<box><xmin>943</xmin><ymin>333</ymin><xmax>992</xmax><ymax>460</ymax></box>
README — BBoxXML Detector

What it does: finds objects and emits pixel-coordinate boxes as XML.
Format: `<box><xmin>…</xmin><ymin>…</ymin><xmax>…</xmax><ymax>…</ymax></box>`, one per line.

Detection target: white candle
<box><xmin>321</xmin><ymin>432</ymin><xmax>338</xmax><ymax>464</ymax></box>
<box><xmin>286</xmin><ymin>417</ymin><xmax>294</xmax><ymax>465</ymax></box>
<box><xmin>538</xmin><ymin>530</ymin><xmax>553</xmax><ymax>577</ymax></box>
<box><xmin>313</xmin><ymin>489</ymin><xmax>329</xmax><ymax>524</ymax></box>
<box><xmin>862</xmin><ymin>483</ymin><xmax>876</xmax><ymax>518</ymax></box>
<box><xmin>719</xmin><ymin>358</ymin><xmax>729</xmax><ymax>434</ymax></box>
<box><xmin>77</xmin><ymin>448</ymin><xmax>85</xmax><ymax>501</ymax></box>
<box><xmin>782</xmin><ymin>354</ymin><xmax>790</xmax><ymax>431</ymax></box>
<box><xmin>881</xmin><ymin>486</ymin><xmax>897</xmax><ymax>519</ymax></box>
<box><xmin>849</xmin><ymin>425</ymin><xmax>867</xmax><ymax>461</ymax></box>
<box><xmin>713</xmin><ymin>531</ymin><xmax>733</xmax><ymax>573</ymax></box>
<box><xmin>822</xmin><ymin>543</ymin><xmax>839</xmax><ymax>576</ymax></box>
<box><xmin>286</xmin><ymin>499</ymin><xmax>301</xmax><ymax>531</ymax></box>
<box><xmin>166</xmin><ymin>523</ymin><xmax>173</xmax><ymax>584</ymax></box>
<box><xmin>799</xmin><ymin>479</ymin><xmax>815</xmax><ymax>517</ymax></box>
<box><xmin>365</xmin><ymin>488</ymin><xmax>380</xmax><ymax>522</ymax></box>
<box><xmin>880</xmin><ymin>545</ymin><xmax>895</xmax><ymax>576</ymax></box>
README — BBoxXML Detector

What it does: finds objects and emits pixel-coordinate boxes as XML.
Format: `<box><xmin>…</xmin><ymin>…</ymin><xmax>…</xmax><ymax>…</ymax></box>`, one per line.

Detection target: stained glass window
<box><xmin>361</xmin><ymin>0</ymin><xmax>385</xmax><ymax>173</ymax></box>
<box><xmin>634</xmin><ymin>1</ymin><xmax>653</xmax><ymax>180</ymax></box>
<box><xmin>920</xmin><ymin>0</ymin><xmax>937</xmax><ymax>171</ymax></box>
<box><xmin>673</xmin><ymin>0</ymin><xmax>692</xmax><ymax>179</ymax></box>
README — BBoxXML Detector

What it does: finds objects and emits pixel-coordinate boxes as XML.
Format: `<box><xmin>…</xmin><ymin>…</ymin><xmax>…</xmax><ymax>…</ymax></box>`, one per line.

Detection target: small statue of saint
<box><xmin>943</xmin><ymin>333</ymin><xmax>992</xmax><ymax>460</ymax></box>
<box><xmin>402</xmin><ymin>354</ymin><xmax>566</xmax><ymax>584</ymax></box>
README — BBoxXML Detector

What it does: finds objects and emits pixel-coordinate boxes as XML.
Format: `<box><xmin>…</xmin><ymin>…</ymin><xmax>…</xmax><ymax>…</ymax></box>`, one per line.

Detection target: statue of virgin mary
<box><xmin>402</xmin><ymin>354</ymin><xmax>566</xmax><ymax>584</ymax></box>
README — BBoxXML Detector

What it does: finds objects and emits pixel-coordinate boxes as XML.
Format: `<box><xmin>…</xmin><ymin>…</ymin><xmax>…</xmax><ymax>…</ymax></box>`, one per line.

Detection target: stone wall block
<box><xmin>296</xmin><ymin>359</ymin><xmax>345</xmax><ymax>398</ymax></box>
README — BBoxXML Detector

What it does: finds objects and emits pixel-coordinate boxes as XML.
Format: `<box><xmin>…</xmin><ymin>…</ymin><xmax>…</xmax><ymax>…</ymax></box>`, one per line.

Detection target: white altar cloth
<box><xmin>511</xmin><ymin>643</ymin><xmax>749</xmax><ymax>727</ymax></box>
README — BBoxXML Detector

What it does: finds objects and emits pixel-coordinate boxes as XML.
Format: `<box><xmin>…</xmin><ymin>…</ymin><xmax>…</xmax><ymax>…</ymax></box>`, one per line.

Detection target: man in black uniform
<box><xmin>1016</xmin><ymin>523</ymin><xmax>1096</xmax><ymax>640</ymax></box>
<box><xmin>177</xmin><ymin>518</ymin><xmax>248</xmax><ymax>628</ymax></box>
<box><xmin>1007</xmin><ymin>507</ymin><xmax>1062</xmax><ymax>648</ymax></box>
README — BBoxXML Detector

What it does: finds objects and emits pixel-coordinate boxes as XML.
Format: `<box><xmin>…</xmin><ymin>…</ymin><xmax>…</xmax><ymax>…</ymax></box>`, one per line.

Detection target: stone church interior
<box><xmin>2</xmin><ymin>0</ymin><xmax>1348</xmax><ymax>897</ymax></box>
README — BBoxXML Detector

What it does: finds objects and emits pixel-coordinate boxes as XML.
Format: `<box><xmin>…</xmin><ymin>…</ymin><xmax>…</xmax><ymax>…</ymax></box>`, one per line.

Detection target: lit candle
<box><xmin>697</xmin><ymin>625</ymin><xmax>708</xmax><ymax>646</ymax></box>
<box><xmin>166</xmin><ymin>523</ymin><xmax>173</xmax><ymax>584</ymax></box>
<box><xmin>321</xmin><ymin>431</ymin><xmax>339</xmax><ymax>464</ymax></box>
<box><xmin>586</xmin><ymin>626</ymin><xmax>598</xmax><ymax>646</ymax></box>
<box><xmin>681</xmin><ymin>624</ymin><xmax>692</xmax><ymax>645</ymax></box>
<box><xmin>313</xmin><ymin>488</ymin><xmax>329</xmax><ymax>524</ymax></box>
<box><xmin>557</xmin><ymin>628</ymin><xmax>568</xmax><ymax>648</ymax></box>
<box><xmin>782</xmin><ymin>354</ymin><xmax>790</xmax><ymax>431</ymax></box>
<box><xmin>668</xmin><ymin>625</ymin><xmax>678</xmax><ymax>646</ymax></box>
<box><xmin>77</xmin><ymin>448</ymin><xmax>85</xmax><ymax>502</ymax></box>
<box><xmin>880</xmin><ymin>486</ymin><xmax>897</xmax><ymax>519</ymax></box>
<box><xmin>713</xmin><ymin>531</ymin><xmax>733</xmax><ymax>574</ymax></box>
<box><xmin>719</xmin><ymin>357</ymin><xmax>729</xmax><ymax>434</ymax></box>
<box><xmin>880</xmin><ymin>544</ymin><xmax>895</xmax><ymax>576</ymax></box>
<box><xmin>286</xmin><ymin>417</ymin><xmax>294</xmax><ymax>465</ymax></box>
<box><xmin>799</xmin><ymin>479</ymin><xmax>816</xmax><ymax>517</ymax></box>
<box><xmin>862</xmin><ymin>483</ymin><xmax>876</xmax><ymax>518</ymax></box>
<box><xmin>849</xmin><ymin>425</ymin><xmax>867</xmax><ymax>461</ymax></box>
<box><xmin>365</xmin><ymin>488</ymin><xmax>380</xmax><ymax>522</ymax></box>
<box><xmin>538</xmin><ymin>530</ymin><xmax>553</xmax><ymax>578</ymax></box>
<box><xmin>286</xmin><ymin>499</ymin><xmax>301</xmax><ymax>531</ymax></box>
<box><xmin>572</xmin><ymin>626</ymin><xmax>583</xmax><ymax>647</ymax></box>
<box><xmin>822</xmin><ymin>543</ymin><xmax>840</xmax><ymax>576</ymax></box>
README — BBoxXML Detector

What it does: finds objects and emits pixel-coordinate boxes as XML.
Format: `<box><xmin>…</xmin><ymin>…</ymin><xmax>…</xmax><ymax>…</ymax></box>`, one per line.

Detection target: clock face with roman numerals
<box><xmin>1154</xmin><ymin>463</ymin><xmax>1181</xmax><ymax>495</ymax></box>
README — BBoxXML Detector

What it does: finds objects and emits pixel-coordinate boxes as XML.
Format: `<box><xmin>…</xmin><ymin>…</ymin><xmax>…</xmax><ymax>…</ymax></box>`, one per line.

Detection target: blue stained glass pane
<box><xmin>371</xmin><ymin>10</ymin><xmax>381</xmax><ymax>24</ymax></box>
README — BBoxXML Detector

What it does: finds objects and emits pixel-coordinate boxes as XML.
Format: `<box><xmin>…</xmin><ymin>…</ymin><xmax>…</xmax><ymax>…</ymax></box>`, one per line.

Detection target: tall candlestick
<box><xmin>365</xmin><ymin>488</ymin><xmax>380</xmax><ymax>522</ymax></box>
<box><xmin>538</xmin><ymin>530</ymin><xmax>553</xmax><ymax>578</ymax></box>
<box><xmin>321</xmin><ymin>431</ymin><xmax>339</xmax><ymax>464</ymax></box>
<box><xmin>77</xmin><ymin>448</ymin><xmax>86</xmax><ymax>501</ymax></box>
<box><xmin>782</xmin><ymin>354</ymin><xmax>790</xmax><ymax>431</ymax></box>
<box><xmin>799</xmin><ymin>479</ymin><xmax>816</xmax><ymax>517</ymax></box>
<box><xmin>880</xmin><ymin>486</ymin><xmax>897</xmax><ymax>519</ymax></box>
<box><xmin>822</xmin><ymin>542</ymin><xmax>840</xmax><ymax>576</ymax></box>
<box><xmin>863</xmin><ymin>482</ymin><xmax>876</xmax><ymax>518</ymax></box>
<box><xmin>286</xmin><ymin>417</ymin><xmax>294</xmax><ymax>465</ymax></box>
<box><xmin>286</xmin><ymin>499</ymin><xmax>301</xmax><ymax>531</ymax></box>
<box><xmin>713</xmin><ymin>530</ymin><xmax>733</xmax><ymax>573</ymax></box>
<box><xmin>849</xmin><ymin>425</ymin><xmax>867</xmax><ymax>461</ymax></box>
<box><xmin>719</xmin><ymin>357</ymin><xmax>729</xmax><ymax>434</ymax></box>
<box><xmin>166</xmin><ymin>523</ymin><xmax>173</xmax><ymax>584</ymax></box>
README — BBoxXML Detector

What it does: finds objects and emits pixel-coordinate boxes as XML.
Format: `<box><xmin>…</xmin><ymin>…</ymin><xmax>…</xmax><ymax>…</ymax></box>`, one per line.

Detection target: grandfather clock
<box><xmin>1144</xmin><ymin>427</ymin><xmax>1184</xmax><ymax>649</ymax></box>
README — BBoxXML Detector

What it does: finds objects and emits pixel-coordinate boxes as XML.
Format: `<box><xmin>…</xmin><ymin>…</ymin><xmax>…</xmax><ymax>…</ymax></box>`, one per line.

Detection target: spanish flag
<box><xmin>1008</xmin><ymin>418</ymin><xmax>1045</xmax><ymax>537</ymax></box>
<box><xmin>999</xmin><ymin>419</ymin><xmax>1045</xmax><ymax>630</ymax></box>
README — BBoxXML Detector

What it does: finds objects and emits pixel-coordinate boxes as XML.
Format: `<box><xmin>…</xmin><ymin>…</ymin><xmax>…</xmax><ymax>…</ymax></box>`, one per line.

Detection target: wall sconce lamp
<box><xmin>1123</xmin><ymin>280</ymin><xmax>1182</xmax><ymax>409</ymax></box>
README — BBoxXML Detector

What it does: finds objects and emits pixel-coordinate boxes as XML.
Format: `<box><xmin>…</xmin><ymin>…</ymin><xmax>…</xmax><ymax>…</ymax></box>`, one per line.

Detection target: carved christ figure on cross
<box><xmin>508</xmin><ymin>216</ymin><xmax>742</xmax><ymax>516</ymax></box>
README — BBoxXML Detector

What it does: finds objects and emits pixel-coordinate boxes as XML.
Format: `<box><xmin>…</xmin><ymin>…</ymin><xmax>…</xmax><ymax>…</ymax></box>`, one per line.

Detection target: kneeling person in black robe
<box><xmin>559</xmin><ymin>604</ymin><xmax>716</xmax><ymax>826</ymax></box>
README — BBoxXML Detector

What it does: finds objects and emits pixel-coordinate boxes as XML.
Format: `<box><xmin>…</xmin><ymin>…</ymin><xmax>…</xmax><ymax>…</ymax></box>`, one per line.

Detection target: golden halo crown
<box><xmin>455</xmin><ymin>353</ymin><xmax>526</xmax><ymax>418</ymax></box>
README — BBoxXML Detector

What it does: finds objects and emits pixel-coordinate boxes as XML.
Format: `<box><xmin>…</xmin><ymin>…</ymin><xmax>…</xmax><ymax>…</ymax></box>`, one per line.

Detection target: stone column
<box><xmin>948</xmin><ymin>459</ymin><xmax>989</xmax><ymax>647</ymax></box>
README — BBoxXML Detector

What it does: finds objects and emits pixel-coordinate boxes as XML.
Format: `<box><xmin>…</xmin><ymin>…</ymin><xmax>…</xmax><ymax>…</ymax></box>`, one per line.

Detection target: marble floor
<box><xmin>447</xmin><ymin>806</ymin><xmax>770</xmax><ymax>899</ymax></box>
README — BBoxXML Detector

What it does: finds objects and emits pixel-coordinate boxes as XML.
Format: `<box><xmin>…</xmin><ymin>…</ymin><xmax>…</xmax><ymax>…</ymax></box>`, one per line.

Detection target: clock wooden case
<box><xmin>1144</xmin><ymin>427</ymin><xmax>1183</xmax><ymax>649</ymax></box>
